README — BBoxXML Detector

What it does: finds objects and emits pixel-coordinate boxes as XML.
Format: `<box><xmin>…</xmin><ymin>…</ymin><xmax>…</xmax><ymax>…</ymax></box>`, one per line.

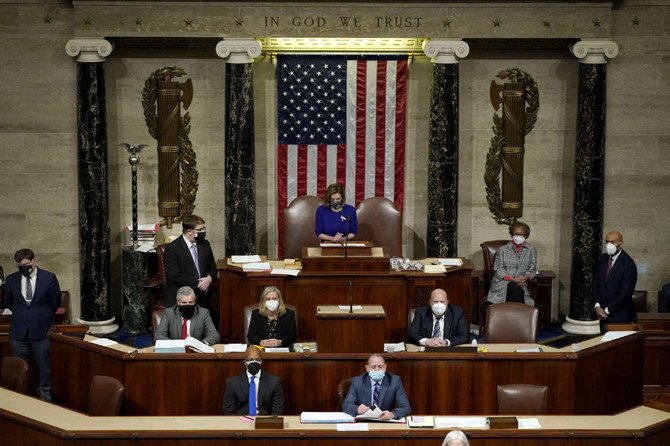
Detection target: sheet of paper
<box><xmin>242</xmin><ymin>262</ymin><xmax>272</xmax><ymax>272</ymax></box>
<box><xmin>518</xmin><ymin>418</ymin><xmax>542</xmax><ymax>429</ymax></box>
<box><xmin>358</xmin><ymin>406</ymin><xmax>383</xmax><ymax>419</ymax></box>
<box><xmin>423</xmin><ymin>264</ymin><xmax>446</xmax><ymax>273</ymax></box>
<box><xmin>155</xmin><ymin>339</ymin><xmax>185</xmax><ymax>349</ymax></box>
<box><xmin>224</xmin><ymin>343</ymin><xmax>249</xmax><ymax>353</ymax></box>
<box><xmin>438</xmin><ymin>258</ymin><xmax>463</xmax><ymax>266</ymax></box>
<box><xmin>185</xmin><ymin>336</ymin><xmax>214</xmax><ymax>353</ymax></box>
<box><xmin>134</xmin><ymin>244</ymin><xmax>154</xmax><ymax>253</ymax></box>
<box><xmin>337</xmin><ymin>423</ymin><xmax>369</xmax><ymax>431</ymax></box>
<box><xmin>384</xmin><ymin>342</ymin><xmax>406</xmax><ymax>352</ymax></box>
<box><xmin>264</xmin><ymin>347</ymin><xmax>290</xmax><ymax>353</ymax></box>
<box><xmin>515</xmin><ymin>347</ymin><xmax>542</xmax><ymax>353</ymax></box>
<box><xmin>435</xmin><ymin>417</ymin><xmax>488</xmax><ymax>429</ymax></box>
<box><xmin>231</xmin><ymin>255</ymin><xmax>262</xmax><ymax>263</ymax></box>
<box><xmin>601</xmin><ymin>331</ymin><xmax>636</xmax><ymax>342</ymax></box>
<box><xmin>338</xmin><ymin>305</ymin><xmax>363</xmax><ymax>310</ymax></box>
<box><xmin>125</xmin><ymin>222</ymin><xmax>160</xmax><ymax>231</ymax></box>
<box><xmin>1</xmin><ymin>309</ymin><xmax>12</xmax><ymax>315</ymax></box>
<box><xmin>88</xmin><ymin>337</ymin><xmax>118</xmax><ymax>346</ymax></box>
<box><xmin>300</xmin><ymin>412</ymin><xmax>355</xmax><ymax>423</ymax></box>
<box><xmin>270</xmin><ymin>268</ymin><xmax>300</xmax><ymax>276</ymax></box>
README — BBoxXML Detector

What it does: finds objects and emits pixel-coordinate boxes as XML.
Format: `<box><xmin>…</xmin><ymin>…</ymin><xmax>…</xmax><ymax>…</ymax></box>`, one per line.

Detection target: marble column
<box><xmin>65</xmin><ymin>38</ymin><xmax>118</xmax><ymax>334</ymax></box>
<box><xmin>423</xmin><ymin>39</ymin><xmax>470</xmax><ymax>257</ymax></box>
<box><xmin>216</xmin><ymin>39</ymin><xmax>262</xmax><ymax>256</ymax></box>
<box><xmin>563</xmin><ymin>40</ymin><xmax>619</xmax><ymax>335</ymax></box>
<box><xmin>121</xmin><ymin>247</ymin><xmax>151</xmax><ymax>334</ymax></box>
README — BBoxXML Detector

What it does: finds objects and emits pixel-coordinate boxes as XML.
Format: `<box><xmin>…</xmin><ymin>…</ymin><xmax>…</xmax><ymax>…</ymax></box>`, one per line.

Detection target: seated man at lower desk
<box><xmin>407</xmin><ymin>288</ymin><xmax>469</xmax><ymax>347</ymax></box>
<box><xmin>342</xmin><ymin>353</ymin><xmax>411</xmax><ymax>420</ymax></box>
<box><xmin>155</xmin><ymin>286</ymin><xmax>220</xmax><ymax>345</ymax></box>
<box><xmin>223</xmin><ymin>346</ymin><xmax>285</xmax><ymax>415</ymax></box>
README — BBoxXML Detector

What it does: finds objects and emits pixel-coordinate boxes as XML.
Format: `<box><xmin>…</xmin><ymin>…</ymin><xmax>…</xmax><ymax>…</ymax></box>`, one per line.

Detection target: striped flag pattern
<box><xmin>276</xmin><ymin>55</ymin><xmax>408</xmax><ymax>255</ymax></box>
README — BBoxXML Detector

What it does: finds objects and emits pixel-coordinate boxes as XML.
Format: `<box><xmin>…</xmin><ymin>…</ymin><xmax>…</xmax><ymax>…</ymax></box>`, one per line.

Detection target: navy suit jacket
<box><xmin>407</xmin><ymin>304</ymin><xmax>468</xmax><ymax>346</ymax></box>
<box><xmin>342</xmin><ymin>372</ymin><xmax>411</xmax><ymax>419</ymax></box>
<box><xmin>593</xmin><ymin>249</ymin><xmax>638</xmax><ymax>323</ymax></box>
<box><xmin>164</xmin><ymin>235</ymin><xmax>217</xmax><ymax>307</ymax></box>
<box><xmin>4</xmin><ymin>268</ymin><xmax>61</xmax><ymax>341</ymax></box>
<box><xmin>223</xmin><ymin>371</ymin><xmax>285</xmax><ymax>415</ymax></box>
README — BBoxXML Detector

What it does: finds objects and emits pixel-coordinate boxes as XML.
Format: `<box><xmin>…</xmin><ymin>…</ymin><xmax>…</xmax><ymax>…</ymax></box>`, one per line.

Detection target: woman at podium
<box><xmin>247</xmin><ymin>286</ymin><xmax>297</xmax><ymax>348</ymax></box>
<box><xmin>315</xmin><ymin>183</ymin><xmax>358</xmax><ymax>242</ymax></box>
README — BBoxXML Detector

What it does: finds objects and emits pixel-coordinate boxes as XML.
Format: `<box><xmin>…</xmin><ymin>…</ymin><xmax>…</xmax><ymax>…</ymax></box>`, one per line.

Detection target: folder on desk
<box><xmin>300</xmin><ymin>412</ymin><xmax>354</xmax><ymax>423</ymax></box>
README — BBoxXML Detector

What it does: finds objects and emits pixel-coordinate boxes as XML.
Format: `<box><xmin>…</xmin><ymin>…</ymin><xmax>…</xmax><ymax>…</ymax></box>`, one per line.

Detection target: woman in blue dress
<box><xmin>315</xmin><ymin>183</ymin><xmax>358</xmax><ymax>242</ymax></box>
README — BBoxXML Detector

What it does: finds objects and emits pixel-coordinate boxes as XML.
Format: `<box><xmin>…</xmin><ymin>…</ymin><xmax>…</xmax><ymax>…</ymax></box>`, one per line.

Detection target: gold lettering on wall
<box><xmin>263</xmin><ymin>16</ymin><xmax>422</xmax><ymax>28</ymax></box>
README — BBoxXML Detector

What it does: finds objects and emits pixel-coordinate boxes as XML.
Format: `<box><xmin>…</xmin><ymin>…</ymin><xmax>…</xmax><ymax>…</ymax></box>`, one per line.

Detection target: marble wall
<box><xmin>0</xmin><ymin>1</ymin><xmax>668</xmax><ymax>324</ymax></box>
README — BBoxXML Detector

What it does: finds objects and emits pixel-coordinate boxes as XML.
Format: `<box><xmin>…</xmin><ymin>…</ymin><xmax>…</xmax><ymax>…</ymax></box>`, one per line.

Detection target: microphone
<box><xmin>348</xmin><ymin>280</ymin><xmax>353</xmax><ymax>313</ymax></box>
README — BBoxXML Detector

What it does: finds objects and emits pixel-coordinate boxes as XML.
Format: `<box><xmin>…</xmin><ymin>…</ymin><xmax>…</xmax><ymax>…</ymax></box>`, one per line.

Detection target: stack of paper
<box><xmin>435</xmin><ymin>417</ymin><xmax>488</xmax><ymax>429</ymax></box>
<box><xmin>438</xmin><ymin>258</ymin><xmax>463</xmax><ymax>267</ymax></box>
<box><xmin>154</xmin><ymin>337</ymin><xmax>214</xmax><ymax>353</ymax></box>
<box><xmin>408</xmin><ymin>416</ymin><xmax>434</xmax><ymax>428</ymax></box>
<box><xmin>224</xmin><ymin>343</ymin><xmax>249</xmax><ymax>353</ymax></box>
<box><xmin>300</xmin><ymin>412</ymin><xmax>355</xmax><ymax>423</ymax></box>
<box><xmin>243</xmin><ymin>262</ymin><xmax>272</xmax><ymax>272</ymax></box>
<box><xmin>231</xmin><ymin>255</ymin><xmax>262</xmax><ymax>263</ymax></box>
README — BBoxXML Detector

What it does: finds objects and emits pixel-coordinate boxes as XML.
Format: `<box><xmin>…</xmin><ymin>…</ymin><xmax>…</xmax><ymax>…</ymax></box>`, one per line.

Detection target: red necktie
<box><xmin>181</xmin><ymin>318</ymin><xmax>188</xmax><ymax>339</ymax></box>
<box><xmin>606</xmin><ymin>257</ymin><xmax>613</xmax><ymax>276</ymax></box>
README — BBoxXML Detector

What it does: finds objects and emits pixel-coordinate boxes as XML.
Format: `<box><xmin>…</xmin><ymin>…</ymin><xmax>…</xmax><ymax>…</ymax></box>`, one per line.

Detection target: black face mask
<box><xmin>246</xmin><ymin>361</ymin><xmax>261</xmax><ymax>375</ymax></box>
<box><xmin>195</xmin><ymin>231</ymin><xmax>206</xmax><ymax>243</ymax></box>
<box><xmin>178</xmin><ymin>305</ymin><xmax>196</xmax><ymax>320</ymax></box>
<box><xmin>18</xmin><ymin>264</ymin><xmax>33</xmax><ymax>277</ymax></box>
<box><xmin>330</xmin><ymin>200</ymin><xmax>343</xmax><ymax>210</ymax></box>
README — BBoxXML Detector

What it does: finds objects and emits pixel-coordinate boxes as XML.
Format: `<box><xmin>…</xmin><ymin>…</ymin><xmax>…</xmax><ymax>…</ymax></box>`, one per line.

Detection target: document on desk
<box><xmin>438</xmin><ymin>258</ymin><xmax>463</xmax><ymax>267</ymax></box>
<box><xmin>224</xmin><ymin>343</ymin><xmax>249</xmax><ymax>353</ymax></box>
<box><xmin>337</xmin><ymin>423</ymin><xmax>369</xmax><ymax>431</ymax></box>
<box><xmin>601</xmin><ymin>331</ymin><xmax>636</xmax><ymax>342</ymax></box>
<box><xmin>1</xmin><ymin>309</ymin><xmax>12</xmax><ymax>315</ymax></box>
<box><xmin>264</xmin><ymin>347</ymin><xmax>290</xmax><ymax>353</ymax></box>
<box><xmin>435</xmin><ymin>417</ymin><xmax>488</xmax><ymax>429</ymax></box>
<box><xmin>356</xmin><ymin>406</ymin><xmax>406</xmax><ymax>423</ymax></box>
<box><xmin>89</xmin><ymin>337</ymin><xmax>118</xmax><ymax>347</ymax></box>
<box><xmin>300</xmin><ymin>412</ymin><xmax>355</xmax><ymax>423</ymax></box>
<box><xmin>231</xmin><ymin>255</ymin><xmax>262</xmax><ymax>263</ymax></box>
<box><xmin>384</xmin><ymin>342</ymin><xmax>406</xmax><ymax>352</ymax></box>
<box><xmin>154</xmin><ymin>339</ymin><xmax>186</xmax><ymax>353</ymax></box>
<box><xmin>270</xmin><ymin>268</ymin><xmax>300</xmax><ymax>276</ymax></box>
<box><xmin>518</xmin><ymin>418</ymin><xmax>542</xmax><ymax>429</ymax></box>
<box><xmin>423</xmin><ymin>264</ymin><xmax>446</xmax><ymax>273</ymax></box>
<box><xmin>338</xmin><ymin>305</ymin><xmax>363</xmax><ymax>311</ymax></box>
<box><xmin>243</xmin><ymin>262</ymin><xmax>272</xmax><ymax>272</ymax></box>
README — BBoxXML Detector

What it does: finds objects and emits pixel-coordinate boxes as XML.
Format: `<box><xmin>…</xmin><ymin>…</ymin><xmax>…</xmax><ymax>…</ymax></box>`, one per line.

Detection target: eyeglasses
<box><xmin>195</xmin><ymin>227</ymin><xmax>207</xmax><ymax>233</ymax></box>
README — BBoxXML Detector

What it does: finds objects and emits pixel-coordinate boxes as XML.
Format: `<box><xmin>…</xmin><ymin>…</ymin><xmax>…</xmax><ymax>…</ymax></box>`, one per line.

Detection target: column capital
<box><xmin>216</xmin><ymin>38</ymin><xmax>262</xmax><ymax>64</ymax></box>
<box><xmin>422</xmin><ymin>39</ymin><xmax>470</xmax><ymax>64</ymax></box>
<box><xmin>65</xmin><ymin>38</ymin><xmax>113</xmax><ymax>62</ymax></box>
<box><xmin>570</xmin><ymin>39</ymin><xmax>619</xmax><ymax>64</ymax></box>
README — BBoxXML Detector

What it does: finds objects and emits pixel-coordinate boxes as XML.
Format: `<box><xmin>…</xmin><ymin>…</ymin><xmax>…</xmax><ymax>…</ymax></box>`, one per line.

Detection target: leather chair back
<box><xmin>244</xmin><ymin>304</ymin><xmax>298</xmax><ymax>344</ymax></box>
<box><xmin>408</xmin><ymin>307</ymin><xmax>418</xmax><ymax>327</ymax></box>
<box><xmin>497</xmin><ymin>383</ymin><xmax>548</xmax><ymax>415</ymax></box>
<box><xmin>0</xmin><ymin>356</ymin><xmax>30</xmax><ymax>395</ymax></box>
<box><xmin>337</xmin><ymin>378</ymin><xmax>353</xmax><ymax>405</ymax></box>
<box><xmin>356</xmin><ymin>197</ymin><xmax>402</xmax><ymax>257</ymax></box>
<box><xmin>87</xmin><ymin>375</ymin><xmax>125</xmax><ymax>416</ymax></box>
<box><xmin>283</xmin><ymin>196</ymin><xmax>323</xmax><ymax>259</ymax></box>
<box><xmin>484</xmin><ymin>302</ymin><xmax>538</xmax><ymax>343</ymax></box>
<box><xmin>152</xmin><ymin>308</ymin><xmax>167</xmax><ymax>342</ymax></box>
<box><xmin>480</xmin><ymin>240</ymin><xmax>509</xmax><ymax>292</ymax></box>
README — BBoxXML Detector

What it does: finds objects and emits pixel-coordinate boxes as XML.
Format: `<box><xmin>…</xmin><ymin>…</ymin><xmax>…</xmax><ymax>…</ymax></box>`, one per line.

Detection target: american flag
<box><xmin>276</xmin><ymin>55</ymin><xmax>408</xmax><ymax>255</ymax></box>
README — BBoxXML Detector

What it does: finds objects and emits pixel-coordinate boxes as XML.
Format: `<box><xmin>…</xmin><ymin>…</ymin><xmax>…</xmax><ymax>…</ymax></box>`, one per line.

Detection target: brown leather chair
<box><xmin>356</xmin><ymin>197</ymin><xmax>402</xmax><ymax>257</ymax></box>
<box><xmin>408</xmin><ymin>307</ymin><xmax>418</xmax><ymax>328</ymax></box>
<box><xmin>283</xmin><ymin>196</ymin><xmax>323</xmax><ymax>259</ymax></box>
<box><xmin>497</xmin><ymin>384</ymin><xmax>548</xmax><ymax>415</ymax></box>
<box><xmin>151</xmin><ymin>308</ymin><xmax>167</xmax><ymax>342</ymax></box>
<box><xmin>87</xmin><ymin>375</ymin><xmax>125</xmax><ymax>416</ymax></box>
<box><xmin>337</xmin><ymin>377</ymin><xmax>352</xmax><ymax>405</ymax></box>
<box><xmin>0</xmin><ymin>356</ymin><xmax>30</xmax><ymax>395</ymax></box>
<box><xmin>243</xmin><ymin>304</ymin><xmax>298</xmax><ymax>344</ymax></box>
<box><xmin>484</xmin><ymin>302</ymin><xmax>538</xmax><ymax>343</ymax></box>
<box><xmin>55</xmin><ymin>291</ymin><xmax>70</xmax><ymax>324</ymax></box>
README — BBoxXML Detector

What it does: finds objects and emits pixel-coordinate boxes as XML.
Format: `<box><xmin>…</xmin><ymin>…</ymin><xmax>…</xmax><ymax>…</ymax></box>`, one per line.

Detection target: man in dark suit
<box><xmin>342</xmin><ymin>353</ymin><xmax>411</xmax><ymax>420</ymax></box>
<box><xmin>407</xmin><ymin>288</ymin><xmax>469</xmax><ymax>347</ymax></box>
<box><xmin>223</xmin><ymin>346</ymin><xmax>285</xmax><ymax>415</ymax></box>
<box><xmin>164</xmin><ymin>215</ymin><xmax>217</xmax><ymax>308</ymax></box>
<box><xmin>155</xmin><ymin>286</ymin><xmax>220</xmax><ymax>345</ymax></box>
<box><xmin>4</xmin><ymin>248</ymin><xmax>61</xmax><ymax>400</ymax></box>
<box><xmin>594</xmin><ymin>230</ymin><xmax>638</xmax><ymax>325</ymax></box>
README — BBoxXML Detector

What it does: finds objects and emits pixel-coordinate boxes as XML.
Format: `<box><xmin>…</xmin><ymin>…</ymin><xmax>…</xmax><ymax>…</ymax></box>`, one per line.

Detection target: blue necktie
<box><xmin>432</xmin><ymin>316</ymin><xmax>442</xmax><ymax>337</ymax></box>
<box><xmin>373</xmin><ymin>382</ymin><xmax>380</xmax><ymax>407</ymax></box>
<box><xmin>248</xmin><ymin>376</ymin><xmax>256</xmax><ymax>416</ymax></box>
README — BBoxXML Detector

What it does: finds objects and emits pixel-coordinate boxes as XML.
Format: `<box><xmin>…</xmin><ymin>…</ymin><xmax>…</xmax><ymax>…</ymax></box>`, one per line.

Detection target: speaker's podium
<box><xmin>316</xmin><ymin>305</ymin><xmax>386</xmax><ymax>353</ymax></box>
<box><xmin>301</xmin><ymin>241</ymin><xmax>389</xmax><ymax>272</ymax></box>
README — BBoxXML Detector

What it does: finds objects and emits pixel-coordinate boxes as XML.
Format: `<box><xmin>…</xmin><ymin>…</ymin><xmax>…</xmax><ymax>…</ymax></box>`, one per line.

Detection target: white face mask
<box><xmin>265</xmin><ymin>300</ymin><xmax>280</xmax><ymax>312</ymax></box>
<box><xmin>606</xmin><ymin>242</ymin><xmax>617</xmax><ymax>256</ymax></box>
<box><xmin>512</xmin><ymin>235</ymin><xmax>525</xmax><ymax>245</ymax></box>
<box><xmin>431</xmin><ymin>303</ymin><xmax>446</xmax><ymax>316</ymax></box>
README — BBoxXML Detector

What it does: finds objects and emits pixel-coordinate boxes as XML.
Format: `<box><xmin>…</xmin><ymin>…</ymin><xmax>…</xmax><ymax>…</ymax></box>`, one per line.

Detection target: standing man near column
<box><xmin>594</xmin><ymin>230</ymin><xmax>638</xmax><ymax>326</ymax></box>
<box><xmin>164</xmin><ymin>215</ymin><xmax>217</xmax><ymax>309</ymax></box>
<box><xmin>4</xmin><ymin>248</ymin><xmax>61</xmax><ymax>400</ymax></box>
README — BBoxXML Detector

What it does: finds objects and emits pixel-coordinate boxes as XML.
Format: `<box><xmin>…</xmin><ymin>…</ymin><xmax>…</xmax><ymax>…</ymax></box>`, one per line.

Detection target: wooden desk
<box><xmin>50</xmin><ymin>326</ymin><xmax>643</xmax><ymax>416</ymax></box>
<box><xmin>316</xmin><ymin>305</ymin><xmax>386</xmax><ymax>352</ymax></box>
<box><xmin>1</xmin><ymin>388</ymin><xmax>668</xmax><ymax>446</ymax></box>
<box><xmin>218</xmin><ymin>259</ymin><xmax>474</xmax><ymax>342</ymax></box>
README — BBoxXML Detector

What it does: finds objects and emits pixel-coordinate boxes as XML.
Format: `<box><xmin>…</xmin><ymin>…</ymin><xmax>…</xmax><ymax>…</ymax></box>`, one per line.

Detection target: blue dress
<box><xmin>315</xmin><ymin>204</ymin><xmax>358</xmax><ymax>238</ymax></box>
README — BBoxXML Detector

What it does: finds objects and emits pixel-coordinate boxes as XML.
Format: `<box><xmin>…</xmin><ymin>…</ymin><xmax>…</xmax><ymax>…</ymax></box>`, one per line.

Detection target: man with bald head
<box><xmin>594</xmin><ymin>230</ymin><xmax>638</xmax><ymax>325</ymax></box>
<box><xmin>407</xmin><ymin>288</ymin><xmax>469</xmax><ymax>347</ymax></box>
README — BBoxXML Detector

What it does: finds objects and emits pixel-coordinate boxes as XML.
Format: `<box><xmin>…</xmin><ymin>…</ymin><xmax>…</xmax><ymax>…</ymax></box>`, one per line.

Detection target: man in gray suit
<box><xmin>155</xmin><ymin>286</ymin><xmax>220</xmax><ymax>345</ymax></box>
<box><xmin>342</xmin><ymin>353</ymin><xmax>411</xmax><ymax>420</ymax></box>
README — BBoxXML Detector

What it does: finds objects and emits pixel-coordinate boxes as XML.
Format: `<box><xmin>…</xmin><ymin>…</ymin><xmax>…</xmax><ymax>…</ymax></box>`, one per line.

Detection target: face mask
<box><xmin>512</xmin><ymin>235</ymin><xmax>525</xmax><ymax>245</ymax></box>
<box><xmin>178</xmin><ymin>305</ymin><xmax>196</xmax><ymax>320</ymax></box>
<box><xmin>606</xmin><ymin>242</ymin><xmax>617</xmax><ymax>256</ymax></box>
<box><xmin>330</xmin><ymin>200</ymin><xmax>343</xmax><ymax>210</ymax></box>
<box><xmin>431</xmin><ymin>303</ymin><xmax>446</xmax><ymax>316</ymax></box>
<box><xmin>369</xmin><ymin>370</ymin><xmax>385</xmax><ymax>382</ymax></box>
<box><xmin>195</xmin><ymin>231</ymin><xmax>206</xmax><ymax>242</ymax></box>
<box><xmin>265</xmin><ymin>300</ymin><xmax>279</xmax><ymax>312</ymax></box>
<box><xmin>246</xmin><ymin>361</ymin><xmax>261</xmax><ymax>375</ymax></box>
<box><xmin>18</xmin><ymin>264</ymin><xmax>33</xmax><ymax>277</ymax></box>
